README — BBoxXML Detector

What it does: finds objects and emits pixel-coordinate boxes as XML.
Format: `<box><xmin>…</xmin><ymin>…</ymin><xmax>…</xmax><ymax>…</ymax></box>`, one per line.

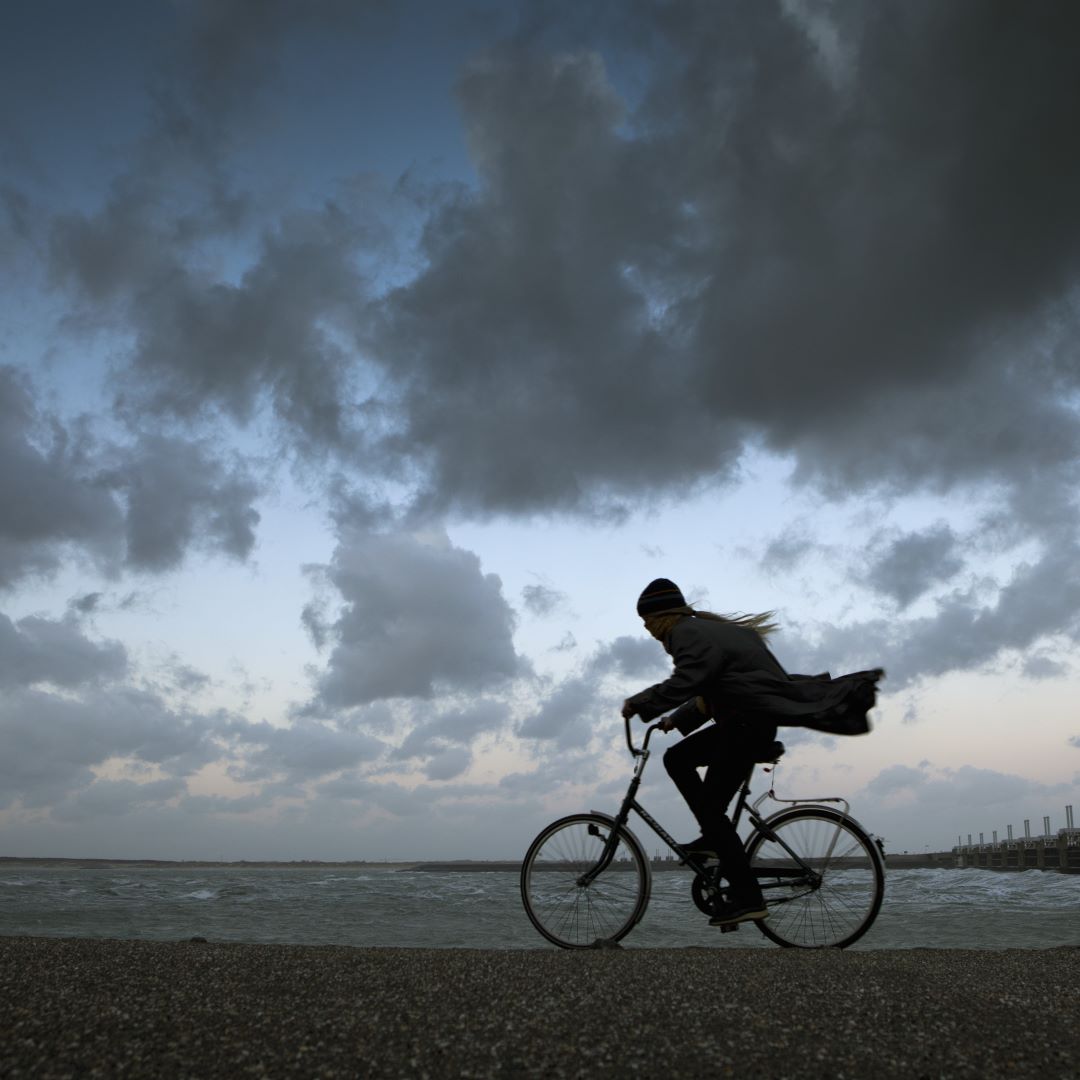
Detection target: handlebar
<box><xmin>624</xmin><ymin>714</ymin><xmax>666</xmax><ymax>756</ymax></box>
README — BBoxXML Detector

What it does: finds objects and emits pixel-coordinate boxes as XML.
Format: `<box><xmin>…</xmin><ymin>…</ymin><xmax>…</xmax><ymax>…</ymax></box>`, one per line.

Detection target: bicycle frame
<box><xmin>578</xmin><ymin>717</ymin><xmax>828</xmax><ymax>892</ymax></box>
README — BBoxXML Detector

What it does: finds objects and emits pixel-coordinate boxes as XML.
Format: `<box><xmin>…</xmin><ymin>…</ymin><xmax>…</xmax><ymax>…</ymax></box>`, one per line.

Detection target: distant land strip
<box><xmin>0</xmin><ymin>857</ymin><xmax>420</xmax><ymax>870</ymax></box>
<box><xmin>2</xmin><ymin>852</ymin><xmax>961</xmax><ymax>871</ymax></box>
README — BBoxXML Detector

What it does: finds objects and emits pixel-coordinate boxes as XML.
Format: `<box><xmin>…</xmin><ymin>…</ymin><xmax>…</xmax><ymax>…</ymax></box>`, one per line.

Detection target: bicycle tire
<box><xmin>746</xmin><ymin>805</ymin><xmax>884</xmax><ymax>949</ymax></box>
<box><xmin>520</xmin><ymin>813</ymin><xmax>651</xmax><ymax>949</ymax></box>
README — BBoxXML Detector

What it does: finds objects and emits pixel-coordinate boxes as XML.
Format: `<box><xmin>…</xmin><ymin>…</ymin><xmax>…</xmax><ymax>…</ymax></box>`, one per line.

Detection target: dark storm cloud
<box><xmin>366</xmin><ymin>46</ymin><xmax>746</xmax><ymax>516</ymax></box>
<box><xmin>1</xmin><ymin>185</ymin><xmax>33</xmax><ymax>265</ymax></box>
<box><xmin>0</xmin><ymin>687</ymin><xmax>223</xmax><ymax>810</ymax></box>
<box><xmin>180</xmin><ymin>791</ymin><xmax>272</xmax><ymax>815</ymax></box>
<box><xmin>317</xmin><ymin>773</ymin><xmax>427</xmax><ymax>817</ymax></box>
<box><xmin>589</xmin><ymin>634</ymin><xmax>668</xmax><ymax>679</ymax></box>
<box><xmin>225</xmin><ymin>717</ymin><xmax>384</xmax><ymax>784</ymax></box>
<box><xmin>393</xmin><ymin>700</ymin><xmax>508</xmax><ymax>760</ymax></box>
<box><xmin>17</xmin><ymin>0</ymin><xmax>1080</xmax><ymax>717</ymax></box>
<box><xmin>125</xmin><ymin>208</ymin><xmax>376</xmax><ymax>451</ymax></box>
<box><xmin>518</xmin><ymin>675</ymin><xmax>596</xmax><ymax>746</ymax></box>
<box><xmin>363</xmin><ymin>2</ymin><xmax>1080</xmax><ymax>518</ymax></box>
<box><xmin>163</xmin><ymin>657</ymin><xmax>213</xmax><ymax>695</ymax></box>
<box><xmin>50</xmin><ymin>199</ymin><xmax>376</xmax><ymax>453</ymax></box>
<box><xmin>45</xmin><ymin>2</ymin><xmax>1080</xmax><ymax>525</ymax></box>
<box><xmin>1020</xmin><ymin>654</ymin><xmax>1068</xmax><ymax>681</ymax></box>
<box><xmin>423</xmin><ymin>747</ymin><xmax>473</xmax><ymax>781</ymax></box>
<box><xmin>758</xmin><ymin>524</ymin><xmax>818</xmax><ymax>575</ymax></box>
<box><xmin>521</xmin><ymin>583</ymin><xmax>567</xmax><ymax>617</ymax></box>
<box><xmin>855</xmin><ymin>760</ymin><xmax>1074</xmax><ymax>848</ymax></box>
<box><xmin>0</xmin><ymin>678</ymin><xmax>392</xmax><ymax>815</ymax></box>
<box><xmin>39</xmin><ymin>0</ymin><xmax>395</xmax><ymax>461</ymax></box>
<box><xmin>0</xmin><ymin>366</ymin><xmax>123</xmax><ymax>586</ymax></box>
<box><xmin>310</xmin><ymin>528</ymin><xmax>525</xmax><ymax>708</ymax></box>
<box><xmin>105</xmin><ymin>435</ymin><xmax>261</xmax><ymax>571</ymax></box>
<box><xmin>518</xmin><ymin>631</ymin><xmax>667</xmax><ymax>743</ymax></box>
<box><xmin>0</xmin><ymin>613</ymin><xmax>128</xmax><ymax>689</ymax></box>
<box><xmin>784</xmin><ymin>535</ymin><xmax>1080</xmax><ymax>688</ymax></box>
<box><xmin>171</xmin><ymin>0</ymin><xmax>390</xmax><ymax>126</ymax></box>
<box><xmin>862</xmin><ymin>524</ymin><xmax>964</xmax><ymax>608</ymax></box>
<box><xmin>862</xmin><ymin>762</ymin><xmax>1052</xmax><ymax>811</ymax></box>
<box><xmin>51</xmin><ymin>777</ymin><xmax>187</xmax><ymax>822</ymax></box>
<box><xmin>0</xmin><ymin>367</ymin><xmax>262</xmax><ymax>583</ymax></box>
<box><xmin>69</xmin><ymin>592</ymin><xmax>104</xmax><ymax>615</ymax></box>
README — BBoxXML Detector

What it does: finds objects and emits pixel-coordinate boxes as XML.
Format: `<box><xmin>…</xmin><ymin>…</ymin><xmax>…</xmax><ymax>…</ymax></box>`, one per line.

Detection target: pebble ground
<box><xmin>2</xmin><ymin>937</ymin><xmax>1078</xmax><ymax>1078</ymax></box>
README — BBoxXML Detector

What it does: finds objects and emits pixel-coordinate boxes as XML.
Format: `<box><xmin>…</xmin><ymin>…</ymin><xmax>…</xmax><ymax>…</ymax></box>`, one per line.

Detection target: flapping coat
<box><xmin>625</xmin><ymin>616</ymin><xmax>882</xmax><ymax>736</ymax></box>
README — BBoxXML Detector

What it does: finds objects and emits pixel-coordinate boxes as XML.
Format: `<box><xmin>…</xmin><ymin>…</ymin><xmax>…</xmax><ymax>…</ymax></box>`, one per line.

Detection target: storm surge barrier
<box><xmin>954</xmin><ymin>804</ymin><xmax>1080</xmax><ymax>872</ymax></box>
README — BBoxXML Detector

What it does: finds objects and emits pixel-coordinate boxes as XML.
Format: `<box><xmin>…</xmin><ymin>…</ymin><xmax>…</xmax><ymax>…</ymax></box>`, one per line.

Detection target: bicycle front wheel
<box><xmin>747</xmin><ymin>806</ymin><xmax>884</xmax><ymax>949</ymax></box>
<box><xmin>520</xmin><ymin>813</ymin><xmax>650</xmax><ymax>949</ymax></box>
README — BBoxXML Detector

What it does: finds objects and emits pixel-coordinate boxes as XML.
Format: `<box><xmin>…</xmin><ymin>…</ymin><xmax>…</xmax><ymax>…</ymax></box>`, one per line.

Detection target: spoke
<box><xmin>748</xmin><ymin>812</ymin><xmax>881</xmax><ymax>948</ymax></box>
<box><xmin>523</xmin><ymin>817</ymin><xmax>647</xmax><ymax>947</ymax></box>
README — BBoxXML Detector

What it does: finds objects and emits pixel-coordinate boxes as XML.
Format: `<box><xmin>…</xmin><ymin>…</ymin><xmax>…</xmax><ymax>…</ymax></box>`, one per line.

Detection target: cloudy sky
<box><xmin>2</xmin><ymin>0</ymin><xmax>1079</xmax><ymax>861</ymax></box>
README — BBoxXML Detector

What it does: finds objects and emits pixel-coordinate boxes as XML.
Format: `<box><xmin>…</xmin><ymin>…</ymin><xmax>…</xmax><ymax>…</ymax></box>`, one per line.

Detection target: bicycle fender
<box><xmin>759</xmin><ymin>802</ymin><xmax>855</xmax><ymax>830</ymax></box>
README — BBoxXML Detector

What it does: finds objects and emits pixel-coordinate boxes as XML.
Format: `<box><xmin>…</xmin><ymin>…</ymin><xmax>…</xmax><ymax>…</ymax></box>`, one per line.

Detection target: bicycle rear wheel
<box><xmin>520</xmin><ymin>813</ymin><xmax>650</xmax><ymax>949</ymax></box>
<box><xmin>746</xmin><ymin>806</ymin><xmax>884</xmax><ymax>949</ymax></box>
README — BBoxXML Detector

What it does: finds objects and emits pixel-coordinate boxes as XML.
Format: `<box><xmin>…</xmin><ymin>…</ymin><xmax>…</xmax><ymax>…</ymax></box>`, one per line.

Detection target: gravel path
<box><xmin>2</xmin><ymin>937</ymin><xmax>1078</xmax><ymax>1078</ymax></box>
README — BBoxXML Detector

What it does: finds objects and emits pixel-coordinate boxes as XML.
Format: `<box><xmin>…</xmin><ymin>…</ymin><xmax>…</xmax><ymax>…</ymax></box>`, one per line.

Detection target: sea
<box><xmin>2</xmin><ymin>865</ymin><xmax>1078</xmax><ymax>950</ymax></box>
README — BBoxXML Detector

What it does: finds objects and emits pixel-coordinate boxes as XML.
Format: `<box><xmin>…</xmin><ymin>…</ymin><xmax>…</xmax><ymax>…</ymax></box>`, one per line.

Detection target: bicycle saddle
<box><xmin>754</xmin><ymin>740</ymin><xmax>785</xmax><ymax>763</ymax></box>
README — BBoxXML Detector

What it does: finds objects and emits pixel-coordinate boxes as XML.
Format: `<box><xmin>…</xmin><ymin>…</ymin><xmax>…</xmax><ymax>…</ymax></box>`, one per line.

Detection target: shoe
<box><xmin>708</xmin><ymin>895</ymin><xmax>768</xmax><ymax>926</ymax></box>
<box><xmin>679</xmin><ymin>836</ymin><xmax>719</xmax><ymax>858</ymax></box>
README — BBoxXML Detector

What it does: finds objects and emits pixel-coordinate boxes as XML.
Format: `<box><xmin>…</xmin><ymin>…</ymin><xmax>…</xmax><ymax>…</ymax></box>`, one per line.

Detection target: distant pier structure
<box><xmin>954</xmin><ymin>804</ymin><xmax>1080</xmax><ymax>872</ymax></box>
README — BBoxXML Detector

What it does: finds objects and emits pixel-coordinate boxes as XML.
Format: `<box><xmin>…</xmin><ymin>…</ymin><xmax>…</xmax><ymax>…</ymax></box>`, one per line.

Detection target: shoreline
<box><xmin>1</xmin><ymin>937</ymin><xmax>1077</xmax><ymax>1078</ymax></box>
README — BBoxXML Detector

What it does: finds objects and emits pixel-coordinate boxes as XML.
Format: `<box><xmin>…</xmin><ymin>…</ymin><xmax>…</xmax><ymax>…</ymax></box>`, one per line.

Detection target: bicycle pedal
<box><xmin>719</xmin><ymin>921</ymin><xmax>740</xmax><ymax>933</ymax></box>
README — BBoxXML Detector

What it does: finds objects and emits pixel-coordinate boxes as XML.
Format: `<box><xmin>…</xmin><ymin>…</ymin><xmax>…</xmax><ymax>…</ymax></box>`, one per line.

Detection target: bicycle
<box><xmin>520</xmin><ymin>715</ymin><xmax>886</xmax><ymax>949</ymax></box>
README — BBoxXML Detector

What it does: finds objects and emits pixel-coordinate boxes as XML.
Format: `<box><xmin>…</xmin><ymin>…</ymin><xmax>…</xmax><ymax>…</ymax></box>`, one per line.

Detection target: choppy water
<box><xmin>1</xmin><ymin>866</ymin><xmax>1077</xmax><ymax>950</ymax></box>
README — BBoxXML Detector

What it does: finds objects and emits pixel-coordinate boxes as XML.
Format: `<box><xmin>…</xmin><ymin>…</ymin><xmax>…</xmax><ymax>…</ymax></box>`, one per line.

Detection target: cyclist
<box><xmin>620</xmin><ymin>577</ymin><xmax>881</xmax><ymax>927</ymax></box>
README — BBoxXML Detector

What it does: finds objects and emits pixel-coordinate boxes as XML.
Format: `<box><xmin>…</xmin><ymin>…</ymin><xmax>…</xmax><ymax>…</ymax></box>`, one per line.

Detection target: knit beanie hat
<box><xmin>636</xmin><ymin>578</ymin><xmax>687</xmax><ymax>617</ymax></box>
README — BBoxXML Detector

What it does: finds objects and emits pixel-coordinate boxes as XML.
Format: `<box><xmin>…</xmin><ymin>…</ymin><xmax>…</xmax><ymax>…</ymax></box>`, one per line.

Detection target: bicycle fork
<box><xmin>577</xmin><ymin>779</ymin><xmax>642</xmax><ymax>887</ymax></box>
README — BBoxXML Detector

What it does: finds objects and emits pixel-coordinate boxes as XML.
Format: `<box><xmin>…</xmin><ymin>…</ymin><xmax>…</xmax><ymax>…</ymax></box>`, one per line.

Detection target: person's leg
<box><xmin>703</xmin><ymin>722</ymin><xmax>778</xmax><ymax>918</ymax></box>
<box><xmin>665</xmin><ymin>730</ymin><xmax>764</xmax><ymax>921</ymax></box>
<box><xmin>701</xmin><ymin>755</ymin><xmax>757</xmax><ymax>895</ymax></box>
<box><xmin>662</xmin><ymin>726</ymin><xmax>729</xmax><ymax>837</ymax></box>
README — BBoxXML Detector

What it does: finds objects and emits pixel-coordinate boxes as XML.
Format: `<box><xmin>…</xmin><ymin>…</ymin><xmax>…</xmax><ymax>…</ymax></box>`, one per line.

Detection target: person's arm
<box><xmin>669</xmin><ymin>696</ymin><xmax>709</xmax><ymax>735</ymax></box>
<box><xmin>623</xmin><ymin>623</ymin><xmax>726</xmax><ymax>722</ymax></box>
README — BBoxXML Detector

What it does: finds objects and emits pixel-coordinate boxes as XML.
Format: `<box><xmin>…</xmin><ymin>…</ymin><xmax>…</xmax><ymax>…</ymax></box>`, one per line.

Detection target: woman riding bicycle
<box><xmin>621</xmin><ymin>577</ymin><xmax>882</xmax><ymax>928</ymax></box>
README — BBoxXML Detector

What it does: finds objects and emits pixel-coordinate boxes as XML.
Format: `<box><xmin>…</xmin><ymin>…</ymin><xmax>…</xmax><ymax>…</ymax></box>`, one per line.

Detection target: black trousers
<box><xmin>662</xmin><ymin>720</ymin><xmax>776</xmax><ymax>896</ymax></box>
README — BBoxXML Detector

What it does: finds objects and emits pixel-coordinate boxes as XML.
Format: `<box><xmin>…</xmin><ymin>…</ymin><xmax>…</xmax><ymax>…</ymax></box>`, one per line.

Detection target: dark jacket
<box><xmin>626</xmin><ymin>616</ymin><xmax>882</xmax><ymax>736</ymax></box>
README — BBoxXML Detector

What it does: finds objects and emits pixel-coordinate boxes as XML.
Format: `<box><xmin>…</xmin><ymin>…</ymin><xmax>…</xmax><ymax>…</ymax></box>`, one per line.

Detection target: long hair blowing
<box><xmin>645</xmin><ymin>606</ymin><xmax>780</xmax><ymax>641</ymax></box>
<box><xmin>693</xmin><ymin>607</ymin><xmax>780</xmax><ymax>638</ymax></box>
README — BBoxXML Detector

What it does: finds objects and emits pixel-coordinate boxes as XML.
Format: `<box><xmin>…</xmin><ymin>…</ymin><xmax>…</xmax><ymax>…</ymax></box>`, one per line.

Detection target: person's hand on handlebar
<box><xmin>622</xmin><ymin>700</ymin><xmax>676</xmax><ymax>733</ymax></box>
